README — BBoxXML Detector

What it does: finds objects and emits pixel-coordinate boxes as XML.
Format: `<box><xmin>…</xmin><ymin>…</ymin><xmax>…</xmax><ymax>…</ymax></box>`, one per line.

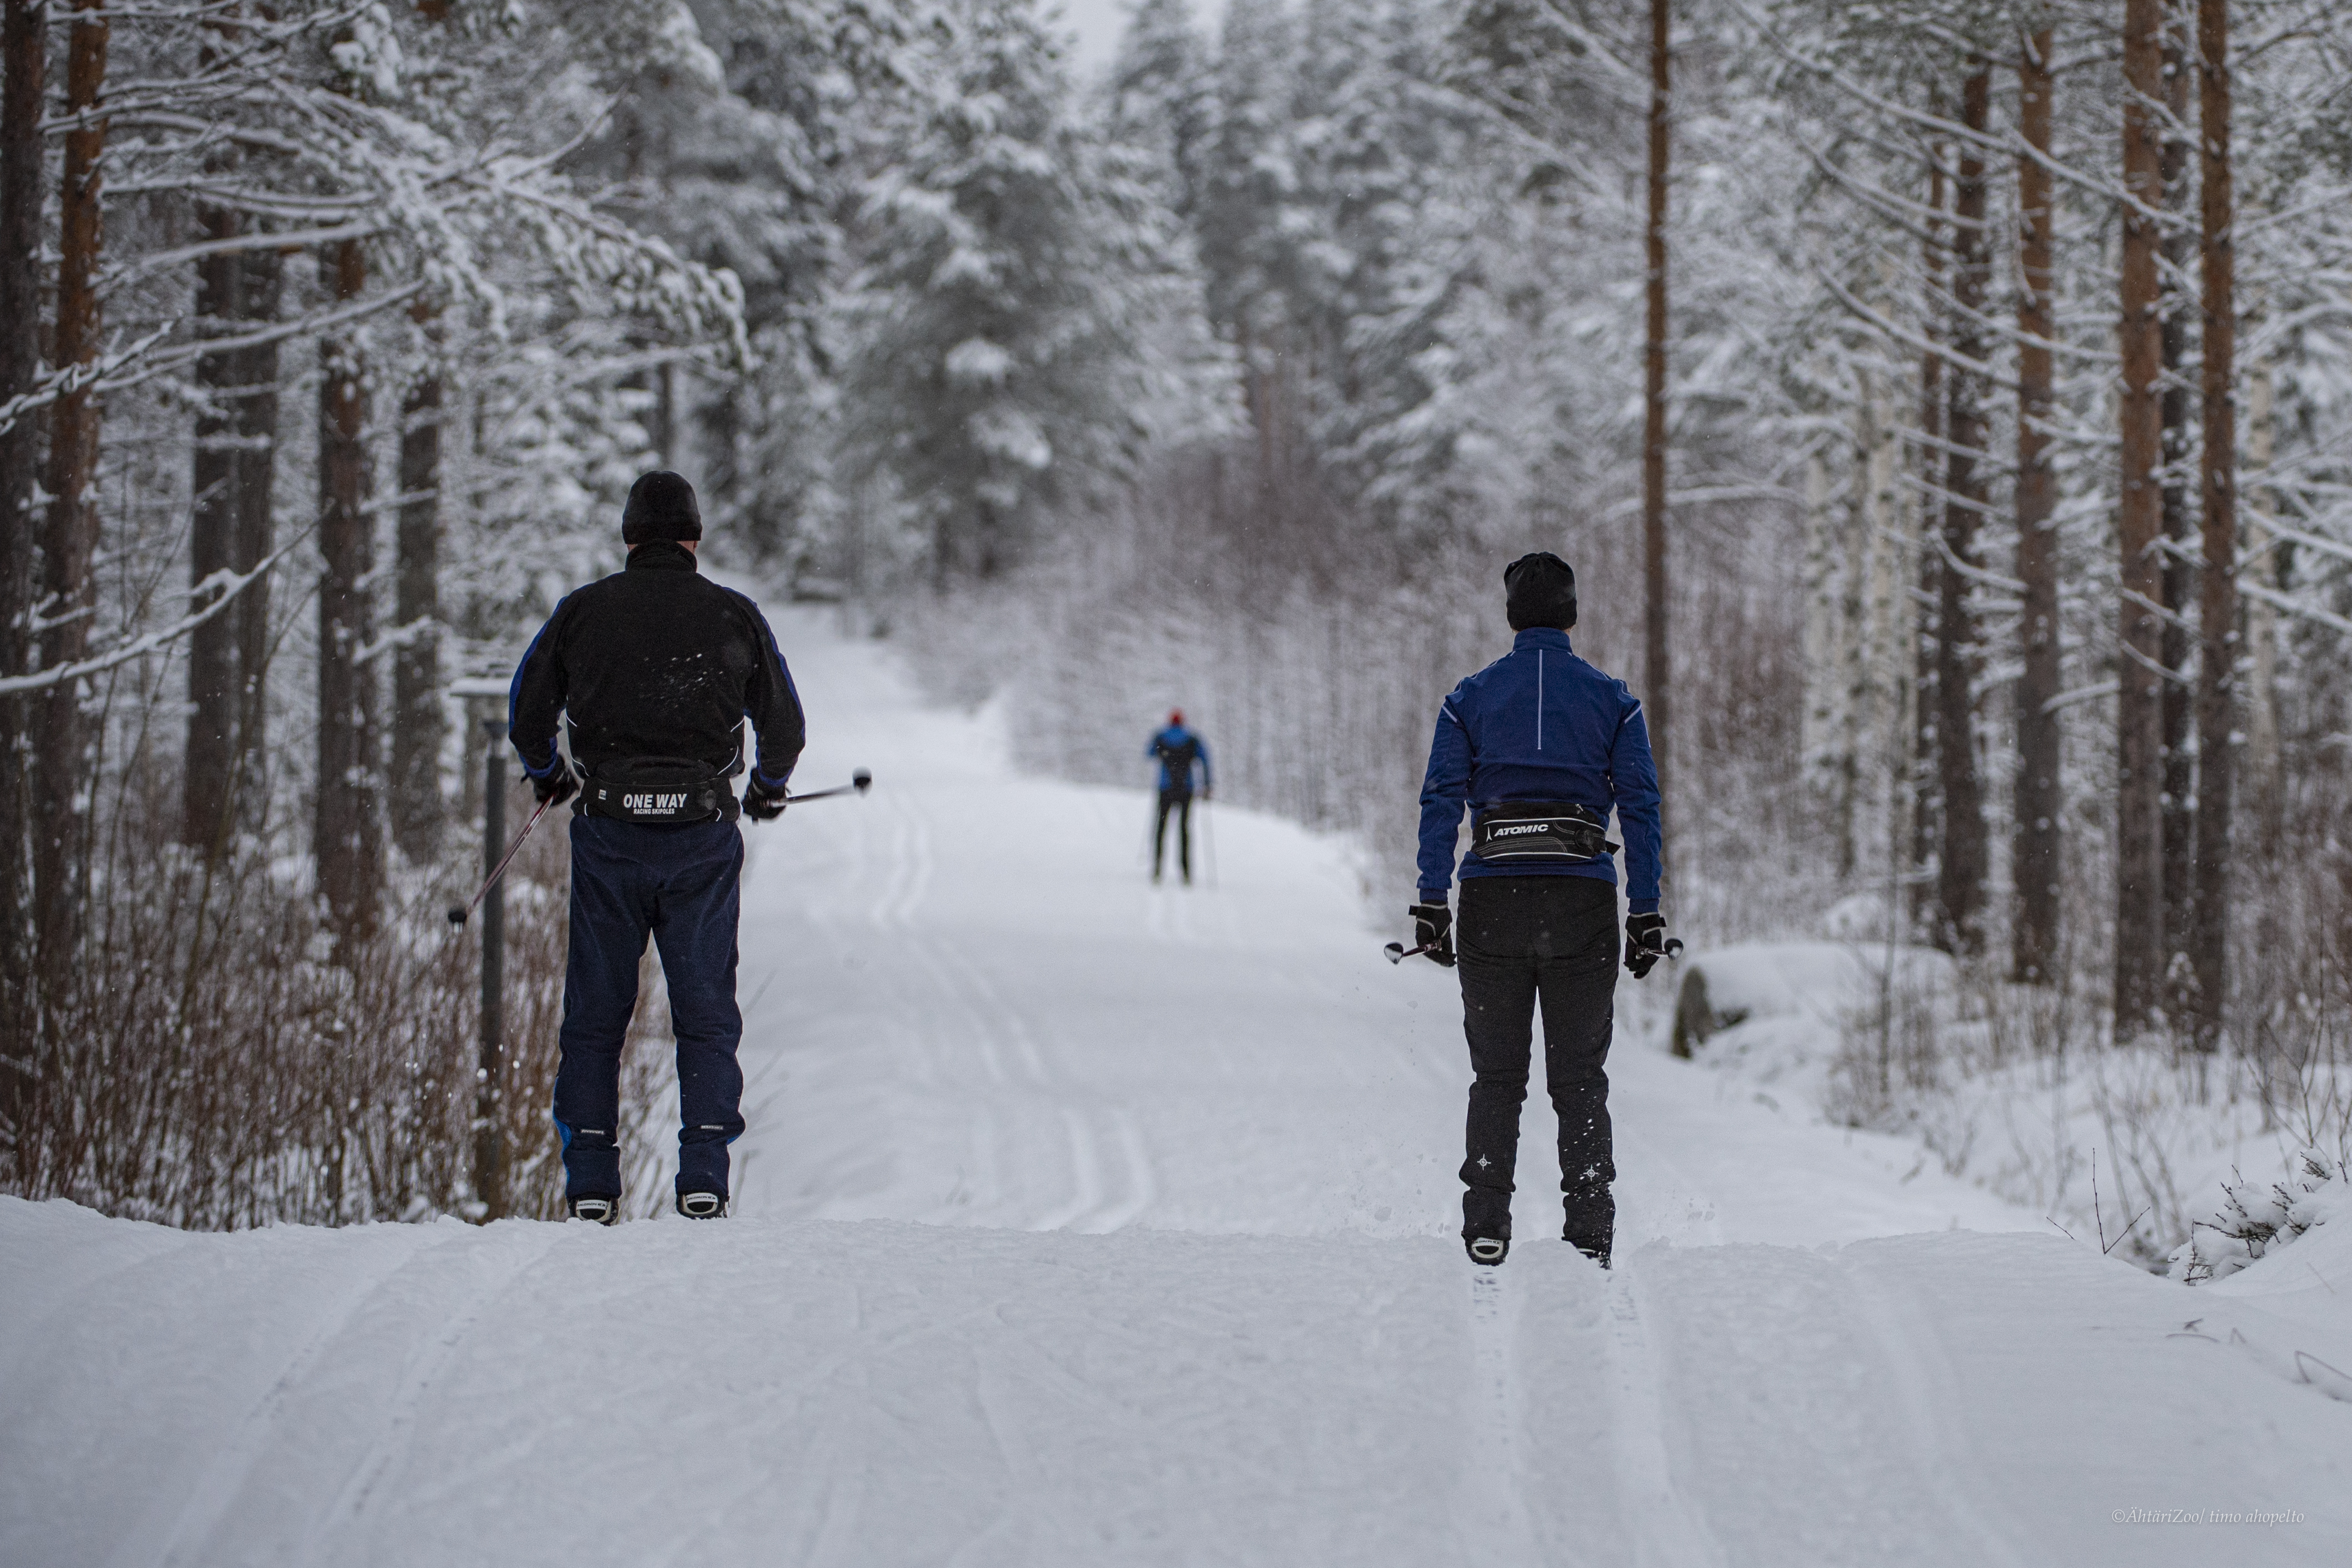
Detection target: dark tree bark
<box><xmin>231</xmin><ymin>247</ymin><xmax>281</xmax><ymax>809</ymax></box>
<box><xmin>185</xmin><ymin>211</ymin><xmax>241</xmax><ymax>851</ymax></box>
<box><xmin>1642</xmin><ymin>0</ymin><xmax>1671</xmax><ymax>815</ymax></box>
<box><xmin>1931</xmin><ymin>65</ymin><xmax>1991</xmax><ymax>957</ymax></box>
<box><xmin>391</xmin><ymin>329</ymin><xmax>445</xmax><ymax>863</ymax></box>
<box><xmin>2012</xmin><ymin>29</ymin><xmax>2062</xmax><ymax>983</ymax></box>
<box><xmin>1912</xmin><ymin>128</ymin><xmax>1947</xmax><ymax>931</ymax></box>
<box><xmin>34</xmin><ymin>0</ymin><xmax>107</xmax><ymax>999</ymax></box>
<box><xmin>0</xmin><ymin>0</ymin><xmax>47</xmax><ymax>1124</ymax></box>
<box><xmin>186</xmin><ymin>232</ymin><xmax>282</xmax><ymax>851</ymax></box>
<box><xmin>2191</xmin><ymin>0</ymin><xmax>2236</xmax><ymax>1053</ymax></box>
<box><xmin>315</xmin><ymin>237</ymin><xmax>382</xmax><ymax>945</ymax></box>
<box><xmin>2116</xmin><ymin>0</ymin><xmax>2170</xmax><ymax>1036</ymax></box>
<box><xmin>2159</xmin><ymin>11</ymin><xmax>2196</xmax><ymax>1008</ymax></box>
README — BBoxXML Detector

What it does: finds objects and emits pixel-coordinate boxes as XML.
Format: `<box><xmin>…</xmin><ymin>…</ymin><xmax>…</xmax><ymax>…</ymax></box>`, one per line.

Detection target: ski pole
<box><xmin>1383</xmin><ymin>941</ymin><xmax>1441</xmax><ymax>965</ymax></box>
<box><xmin>447</xmin><ymin>794</ymin><xmax>554</xmax><ymax>928</ymax></box>
<box><xmin>782</xmin><ymin>768</ymin><xmax>873</xmax><ymax>805</ymax></box>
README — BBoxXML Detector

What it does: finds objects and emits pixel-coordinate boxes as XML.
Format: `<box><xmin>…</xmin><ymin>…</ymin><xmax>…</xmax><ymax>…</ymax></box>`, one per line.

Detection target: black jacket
<box><xmin>508</xmin><ymin>542</ymin><xmax>804</xmax><ymax>792</ymax></box>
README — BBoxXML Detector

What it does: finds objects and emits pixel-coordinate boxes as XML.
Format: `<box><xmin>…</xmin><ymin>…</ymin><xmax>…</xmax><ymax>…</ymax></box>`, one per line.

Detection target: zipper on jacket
<box><xmin>1537</xmin><ymin>648</ymin><xmax>1544</xmax><ymax>750</ymax></box>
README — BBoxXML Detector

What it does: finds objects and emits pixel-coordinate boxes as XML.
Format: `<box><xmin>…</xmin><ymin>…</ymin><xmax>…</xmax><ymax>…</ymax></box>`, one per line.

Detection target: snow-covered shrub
<box><xmin>2171</xmin><ymin>1150</ymin><xmax>2352</xmax><ymax>1285</ymax></box>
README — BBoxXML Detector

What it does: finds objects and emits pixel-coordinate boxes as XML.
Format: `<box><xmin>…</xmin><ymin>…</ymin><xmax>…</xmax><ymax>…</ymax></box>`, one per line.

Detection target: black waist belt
<box><xmin>1472</xmin><ymin>801</ymin><xmax>1618</xmax><ymax>864</ymax></box>
<box><xmin>580</xmin><ymin>756</ymin><xmax>739</xmax><ymax>825</ymax></box>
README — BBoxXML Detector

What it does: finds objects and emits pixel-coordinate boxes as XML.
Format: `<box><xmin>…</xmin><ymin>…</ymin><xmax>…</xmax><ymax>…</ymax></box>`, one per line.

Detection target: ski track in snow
<box><xmin>8</xmin><ymin>607</ymin><xmax>2351</xmax><ymax>1568</ymax></box>
<box><xmin>1457</xmin><ymin>1270</ymin><xmax>1543</xmax><ymax>1563</ymax></box>
<box><xmin>1602</xmin><ymin>1263</ymin><xmax>1723</xmax><ymax>1568</ymax></box>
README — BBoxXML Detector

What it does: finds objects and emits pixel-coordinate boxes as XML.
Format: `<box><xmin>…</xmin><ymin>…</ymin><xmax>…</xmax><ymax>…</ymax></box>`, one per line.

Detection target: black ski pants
<box><xmin>1153</xmin><ymin>789</ymin><xmax>1194</xmax><ymax>881</ymax></box>
<box><xmin>554</xmin><ymin>815</ymin><xmax>746</xmax><ymax>1202</ymax></box>
<box><xmin>1456</xmin><ymin>875</ymin><xmax>1619</xmax><ymax>1244</ymax></box>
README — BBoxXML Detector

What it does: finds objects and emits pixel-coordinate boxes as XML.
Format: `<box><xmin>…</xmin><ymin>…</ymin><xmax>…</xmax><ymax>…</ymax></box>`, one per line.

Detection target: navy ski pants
<box><xmin>553</xmin><ymin>815</ymin><xmax>746</xmax><ymax>1201</ymax></box>
<box><xmin>1455</xmin><ymin>876</ymin><xmax>1619</xmax><ymax>1245</ymax></box>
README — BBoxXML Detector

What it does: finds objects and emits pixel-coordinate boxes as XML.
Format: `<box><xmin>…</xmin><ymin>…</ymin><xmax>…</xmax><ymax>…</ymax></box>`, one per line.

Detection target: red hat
<box><xmin>1168</xmin><ymin>708</ymin><xmax>1184</xmax><ymax>726</ymax></box>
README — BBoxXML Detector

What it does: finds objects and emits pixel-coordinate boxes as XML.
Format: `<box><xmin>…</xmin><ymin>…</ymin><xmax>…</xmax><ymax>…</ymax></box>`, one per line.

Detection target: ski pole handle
<box><xmin>783</xmin><ymin>768</ymin><xmax>874</xmax><ymax>805</ymax></box>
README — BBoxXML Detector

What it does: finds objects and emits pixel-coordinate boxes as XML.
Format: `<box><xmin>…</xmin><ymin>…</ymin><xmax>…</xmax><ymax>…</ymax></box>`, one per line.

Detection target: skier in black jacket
<box><xmin>1412</xmin><ymin>552</ymin><xmax>1669</xmax><ymax>1270</ymax></box>
<box><xmin>509</xmin><ymin>471</ymin><xmax>804</xmax><ymax>1222</ymax></box>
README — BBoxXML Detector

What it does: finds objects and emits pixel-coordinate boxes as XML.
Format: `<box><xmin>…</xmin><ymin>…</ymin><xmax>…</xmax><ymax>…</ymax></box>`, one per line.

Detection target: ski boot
<box><xmin>676</xmin><ymin>1190</ymin><xmax>727</xmax><ymax>1220</ymax></box>
<box><xmin>1464</xmin><ymin>1234</ymin><xmax>1509</xmax><ymax>1267</ymax></box>
<box><xmin>1565</xmin><ymin>1230</ymin><xmax>1611</xmax><ymax>1270</ymax></box>
<box><xmin>567</xmin><ymin>1195</ymin><xmax>621</xmax><ymax>1226</ymax></box>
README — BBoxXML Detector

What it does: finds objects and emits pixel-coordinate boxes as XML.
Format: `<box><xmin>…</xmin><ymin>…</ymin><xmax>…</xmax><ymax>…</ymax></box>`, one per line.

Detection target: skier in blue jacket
<box><xmin>1147</xmin><ymin>711</ymin><xmax>1212</xmax><ymax>884</ymax></box>
<box><xmin>1412</xmin><ymin>552</ymin><xmax>1670</xmax><ymax>1269</ymax></box>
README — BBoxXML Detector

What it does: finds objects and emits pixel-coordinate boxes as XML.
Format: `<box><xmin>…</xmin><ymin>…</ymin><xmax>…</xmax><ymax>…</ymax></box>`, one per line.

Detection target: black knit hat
<box><xmin>622</xmin><ymin>471</ymin><xmax>702</xmax><ymax>545</ymax></box>
<box><xmin>1504</xmin><ymin>551</ymin><xmax>1577</xmax><ymax>631</ymax></box>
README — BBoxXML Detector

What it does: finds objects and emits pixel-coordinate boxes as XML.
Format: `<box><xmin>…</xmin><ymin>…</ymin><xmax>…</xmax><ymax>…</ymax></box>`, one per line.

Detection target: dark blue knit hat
<box><xmin>622</xmin><ymin>471</ymin><xmax>702</xmax><ymax>545</ymax></box>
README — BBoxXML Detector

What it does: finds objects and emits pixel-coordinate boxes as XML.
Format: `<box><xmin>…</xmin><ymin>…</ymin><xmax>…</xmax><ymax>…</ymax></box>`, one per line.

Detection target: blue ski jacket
<box><xmin>1148</xmin><ymin>724</ymin><xmax>1212</xmax><ymax>794</ymax></box>
<box><xmin>1416</xmin><ymin>628</ymin><xmax>1662</xmax><ymax>913</ymax></box>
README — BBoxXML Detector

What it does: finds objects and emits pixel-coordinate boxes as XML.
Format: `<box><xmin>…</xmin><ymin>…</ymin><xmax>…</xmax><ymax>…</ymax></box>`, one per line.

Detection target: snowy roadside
<box><xmin>1662</xmin><ymin>914</ymin><xmax>2349</xmax><ymax>1273</ymax></box>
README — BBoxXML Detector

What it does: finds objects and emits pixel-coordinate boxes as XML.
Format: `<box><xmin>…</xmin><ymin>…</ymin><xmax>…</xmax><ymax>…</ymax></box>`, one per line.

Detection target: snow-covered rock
<box><xmin>1670</xmin><ymin>940</ymin><xmax>1955</xmax><ymax>1059</ymax></box>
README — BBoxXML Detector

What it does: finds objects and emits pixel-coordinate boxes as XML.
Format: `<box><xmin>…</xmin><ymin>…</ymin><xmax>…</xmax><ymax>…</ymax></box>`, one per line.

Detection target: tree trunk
<box><xmin>2012</xmin><ymin>29</ymin><xmax>2062</xmax><ymax>983</ymax></box>
<box><xmin>1801</xmin><ymin>446</ymin><xmax>1839</xmax><ymax>854</ymax></box>
<box><xmin>231</xmin><ymin>246</ymin><xmax>281</xmax><ymax>810</ymax></box>
<box><xmin>1643</xmin><ymin>0</ymin><xmax>1671</xmax><ymax>821</ymax></box>
<box><xmin>2159</xmin><ymin>13</ymin><xmax>2196</xmax><ymax>1013</ymax></box>
<box><xmin>1836</xmin><ymin>423</ymin><xmax>1867</xmax><ymax>885</ymax></box>
<box><xmin>1932</xmin><ymin>65</ymin><xmax>1991</xmax><ymax>957</ymax></box>
<box><xmin>2116</xmin><ymin>0</ymin><xmax>2169</xmax><ymax>1038</ymax></box>
<box><xmin>391</xmin><ymin>338</ymin><xmax>444</xmax><ymax>862</ymax></box>
<box><xmin>185</xmin><ymin>212</ymin><xmax>241</xmax><ymax>851</ymax></box>
<box><xmin>1862</xmin><ymin>360</ymin><xmax>1912</xmax><ymax>933</ymax></box>
<box><xmin>315</xmin><ymin>236</ymin><xmax>382</xmax><ymax>946</ymax></box>
<box><xmin>1912</xmin><ymin>124</ymin><xmax>1948</xmax><ymax>938</ymax></box>
<box><xmin>0</xmin><ymin>0</ymin><xmax>46</xmax><ymax>1131</ymax></box>
<box><xmin>34</xmin><ymin>0</ymin><xmax>107</xmax><ymax>1002</ymax></box>
<box><xmin>2191</xmin><ymin>0</ymin><xmax>2235</xmax><ymax>1054</ymax></box>
<box><xmin>2242</xmin><ymin>355</ymin><xmax>2277</xmax><ymax>840</ymax></box>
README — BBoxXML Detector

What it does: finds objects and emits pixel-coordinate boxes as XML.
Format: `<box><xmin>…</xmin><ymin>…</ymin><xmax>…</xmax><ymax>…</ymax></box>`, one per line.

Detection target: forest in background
<box><xmin>2</xmin><ymin>0</ymin><xmax>2349</xmax><ymax>1244</ymax></box>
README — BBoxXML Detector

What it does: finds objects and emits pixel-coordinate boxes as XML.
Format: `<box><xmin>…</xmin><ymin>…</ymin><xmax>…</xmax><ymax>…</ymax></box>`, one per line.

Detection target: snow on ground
<box><xmin>4</xmin><ymin>608</ymin><xmax>2348</xmax><ymax>1566</ymax></box>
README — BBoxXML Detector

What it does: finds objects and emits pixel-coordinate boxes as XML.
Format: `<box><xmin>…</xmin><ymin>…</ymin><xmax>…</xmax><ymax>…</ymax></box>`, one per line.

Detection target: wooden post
<box><xmin>475</xmin><ymin>716</ymin><xmax>508</xmax><ymax>1219</ymax></box>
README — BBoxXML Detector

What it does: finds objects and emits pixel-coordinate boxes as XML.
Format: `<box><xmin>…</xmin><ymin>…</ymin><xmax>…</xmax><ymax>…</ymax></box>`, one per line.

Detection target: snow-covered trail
<box><xmin>5</xmin><ymin>610</ymin><xmax>2348</xmax><ymax>1567</ymax></box>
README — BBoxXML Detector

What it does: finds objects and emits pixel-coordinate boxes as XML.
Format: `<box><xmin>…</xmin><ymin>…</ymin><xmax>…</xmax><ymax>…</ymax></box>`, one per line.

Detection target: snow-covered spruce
<box><xmin>2172</xmin><ymin>1149</ymin><xmax>2352</xmax><ymax>1285</ymax></box>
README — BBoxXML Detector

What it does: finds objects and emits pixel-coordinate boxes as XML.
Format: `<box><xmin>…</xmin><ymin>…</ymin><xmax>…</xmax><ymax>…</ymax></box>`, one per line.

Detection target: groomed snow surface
<box><xmin>6</xmin><ymin>610</ymin><xmax>2348</xmax><ymax>1566</ymax></box>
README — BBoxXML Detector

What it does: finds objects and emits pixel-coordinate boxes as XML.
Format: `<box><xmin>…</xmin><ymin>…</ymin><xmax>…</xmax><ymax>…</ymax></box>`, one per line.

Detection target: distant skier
<box><xmin>509</xmin><ymin>471</ymin><xmax>805</xmax><ymax>1224</ymax></box>
<box><xmin>1147</xmin><ymin>709</ymin><xmax>1213</xmax><ymax>885</ymax></box>
<box><xmin>1412</xmin><ymin>552</ymin><xmax>1669</xmax><ymax>1270</ymax></box>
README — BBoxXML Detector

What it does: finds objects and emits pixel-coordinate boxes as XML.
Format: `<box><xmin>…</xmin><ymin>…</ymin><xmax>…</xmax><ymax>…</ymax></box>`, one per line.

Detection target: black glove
<box><xmin>742</xmin><ymin>777</ymin><xmax>789</xmax><ymax>822</ymax></box>
<box><xmin>1625</xmin><ymin>912</ymin><xmax>1675</xmax><ymax>979</ymax></box>
<box><xmin>1411</xmin><ymin>901</ymin><xmax>1456</xmax><ymax>968</ymax></box>
<box><xmin>531</xmin><ymin>763</ymin><xmax>577</xmax><ymax>808</ymax></box>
